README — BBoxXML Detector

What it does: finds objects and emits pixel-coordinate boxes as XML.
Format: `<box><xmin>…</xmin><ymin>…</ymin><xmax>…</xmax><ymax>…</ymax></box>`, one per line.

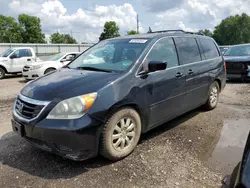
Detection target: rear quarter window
<box><xmin>199</xmin><ymin>38</ymin><xmax>220</xmax><ymax>59</ymax></box>
<box><xmin>174</xmin><ymin>37</ymin><xmax>201</xmax><ymax>65</ymax></box>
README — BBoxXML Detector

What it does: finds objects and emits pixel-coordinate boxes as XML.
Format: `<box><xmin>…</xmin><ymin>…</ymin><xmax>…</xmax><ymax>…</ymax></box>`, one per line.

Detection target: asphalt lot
<box><xmin>0</xmin><ymin>76</ymin><xmax>250</xmax><ymax>188</ymax></box>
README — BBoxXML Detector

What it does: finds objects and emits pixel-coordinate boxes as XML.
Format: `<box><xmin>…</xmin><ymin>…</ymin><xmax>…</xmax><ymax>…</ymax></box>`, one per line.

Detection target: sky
<box><xmin>0</xmin><ymin>0</ymin><xmax>249</xmax><ymax>43</ymax></box>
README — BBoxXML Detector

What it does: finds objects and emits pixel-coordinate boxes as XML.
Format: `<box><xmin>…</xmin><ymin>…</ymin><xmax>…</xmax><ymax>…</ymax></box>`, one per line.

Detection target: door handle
<box><xmin>175</xmin><ymin>72</ymin><xmax>183</xmax><ymax>78</ymax></box>
<box><xmin>188</xmin><ymin>69</ymin><xmax>194</xmax><ymax>75</ymax></box>
<box><xmin>27</xmin><ymin>59</ymin><xmax>31</xmax><ymax>61</ymax></box>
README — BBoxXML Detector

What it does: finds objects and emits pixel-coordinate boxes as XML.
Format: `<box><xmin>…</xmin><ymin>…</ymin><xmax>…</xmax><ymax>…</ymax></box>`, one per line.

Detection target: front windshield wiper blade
<box><xmin>76</xmin><ymin>66</ymin><xmax>113</xmax><ymax>73</ymax></box>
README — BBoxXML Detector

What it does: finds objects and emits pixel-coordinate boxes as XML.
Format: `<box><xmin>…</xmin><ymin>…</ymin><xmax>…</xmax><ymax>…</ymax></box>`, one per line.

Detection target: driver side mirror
<box><xmin>148</xmin><ymin>61</ymin><xmax>167</xmax><ymax>72</ymax></box>
<box><xmin>10</xmin><ymin>54</ymin><xmax>18</xmax><ymax>59</ymax></box>
<box><xmin>138</xmin><ymin>61</ymin><xmax>167</xmax><ymax>76</ymax></box>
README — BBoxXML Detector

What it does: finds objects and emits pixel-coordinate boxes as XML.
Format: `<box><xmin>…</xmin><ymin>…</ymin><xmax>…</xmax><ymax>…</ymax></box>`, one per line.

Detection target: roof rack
<box><xmin>148</xmin><ymin>29</ymin><xmax>205</xmax><ymax>36</ymax></box>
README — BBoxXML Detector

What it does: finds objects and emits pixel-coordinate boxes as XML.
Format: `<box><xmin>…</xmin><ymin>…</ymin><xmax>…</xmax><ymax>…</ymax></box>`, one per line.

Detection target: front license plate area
<box><xmin>11</xmin><ymin>120</ymin><xmax>25</xmax><ymax>137</ymax></box>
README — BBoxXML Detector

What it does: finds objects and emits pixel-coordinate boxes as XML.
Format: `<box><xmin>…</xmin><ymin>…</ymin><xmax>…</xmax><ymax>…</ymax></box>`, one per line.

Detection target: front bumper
<box><xmin>22</xmin><ymin>69</ymin><xmax>44</xmax><ymax>80</ymax></box>
<box><xmin>12</xmin><ymin>107</ymin><xmax>102</xmax><ymax>161</ymax></box>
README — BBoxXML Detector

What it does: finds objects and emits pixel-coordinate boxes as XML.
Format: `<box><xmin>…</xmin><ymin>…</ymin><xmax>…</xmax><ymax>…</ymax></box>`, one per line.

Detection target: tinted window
<box><xmin>174</xmin><ymin>37</ymin><xmax>201</xmax><ymax>65</ymax></box>
<box><xmin>14</xmin><ymin>49</ymin><xmax>31</xmax><ymax>58</ymax></box>
<box><xmin>200</xmin><ymin>38</ymin><xmax>219</xmax><ymax>59</ymax></box>
<box><xmin>146</xmin><ymin>38</ymin><xmax>178</xmax><ymax>68</ymax></box>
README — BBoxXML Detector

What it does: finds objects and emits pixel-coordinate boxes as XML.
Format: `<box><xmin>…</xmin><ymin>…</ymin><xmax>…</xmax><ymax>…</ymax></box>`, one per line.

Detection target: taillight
<box><xmin>224</xmin><ymin>61</ymin><xmax>226</xmax><ymax>70</ymax></box>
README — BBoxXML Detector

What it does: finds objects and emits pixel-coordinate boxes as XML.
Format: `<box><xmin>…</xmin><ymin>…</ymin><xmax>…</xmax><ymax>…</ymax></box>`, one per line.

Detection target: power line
<box><xmin>137</xmin><ymin>14</ymin><xmax>139</xmax><ymax>33</ymax></box>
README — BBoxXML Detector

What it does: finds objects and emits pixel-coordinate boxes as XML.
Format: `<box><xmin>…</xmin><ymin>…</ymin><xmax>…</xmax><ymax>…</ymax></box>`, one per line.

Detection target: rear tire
<box><xmin>44</xmin><ymin>68</ymin><xmax>56</xmax><ymax>75</ymax></box>
<box><xmin>204</xmin><ymin>81</ymin><xmax>220</xmax><ymax>110</ymax></box>
<box><xmin>0</xmin><ymin>67</ymin><xmax>5</xmax><ymax>79</ymax></box>
<box><xmin>100</xmin><ymin>108</ymin><xmax>141</xmax><ymax>161</ymax></box>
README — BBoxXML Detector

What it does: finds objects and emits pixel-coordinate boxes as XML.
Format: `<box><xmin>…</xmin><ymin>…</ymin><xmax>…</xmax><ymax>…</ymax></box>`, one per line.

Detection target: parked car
<box><xmin>22</xmin><ymin>52</ymin><xmax>81</xmax><ymax>80</ymax></box>
<box><xmin>0</xmin><ymin>47</ymin><xmax>40</xmax><ymax>79</ymax></box>
<box><xmin>220</xmin><ymin>45</ymin><xmax>232</xmax><ymax>55</ymax></box>
<box><xmin>12</xmin><ymin>30</ymin><xmax>226</xmax><ymax>161</ymax></box>
<box><xmin>222</xmin><ymin>132</ymin><xmax>250</xmax><ymax>188</ymax></box>
<box><xmin>224</xmin><ymin>44</ymin><xmax>250</xmax><ymax>81</ymax></box>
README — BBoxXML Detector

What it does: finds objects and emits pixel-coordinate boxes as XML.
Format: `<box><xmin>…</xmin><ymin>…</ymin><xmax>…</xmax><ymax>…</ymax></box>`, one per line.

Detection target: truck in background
<box><xmin>0</xmin><ymin>47</ymin><xmax>41</xmax><ymax>79</ymax></box>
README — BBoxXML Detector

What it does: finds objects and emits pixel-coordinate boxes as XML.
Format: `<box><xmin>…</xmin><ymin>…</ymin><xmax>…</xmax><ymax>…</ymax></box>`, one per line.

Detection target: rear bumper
<box><xmin>227</xmin><ymin>73</ymin><xmax>250</xmax><ymax>80</ymax></box>
<box><xmin>12</xmin><ymin>114</ymin><xmax>102</xmax><ymax>161</ymax></box>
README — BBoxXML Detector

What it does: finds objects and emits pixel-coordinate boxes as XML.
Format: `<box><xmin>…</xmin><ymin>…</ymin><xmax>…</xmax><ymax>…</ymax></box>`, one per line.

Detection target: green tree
<box><xmin>99</xmin><ymin>21</ymin><xmax>120</xmax><ymax>41</ymax></box>
<box><xmin>50</xmin><ymin>32</ymin><xmax>64</xmax><ymax>43</ymax></box>
<box><xmin>50</xmin><ymin>32</ymin><xmax>77</xmax><ymax>44</ymax></box>
<box><xmin>213</xmin><ymin>13</ymin><xmax>250</xmax><ymax>45</ymax></box>
<box><xmin>127</xmin><ymin>30</ymin><xmax>139</xmax><ymax>35</ymax></box>
<box><xmin>64</xmin><ymin>34</ymin><xmax>77</xmax><ymax>44</ymax></box>
<box><xmin>0</xmin><ymin>15</ymin><xmax>23</xmax><ymax>43</ymax></box>
<box><xmin>198</xmin><ymin>29</ymin><xmax>213</xmax><ymax>37</ymax></box>
<box><xmin>18</xmin><ymin>14</ymin><xmax>45</xmax><ymax>43</ymax></box>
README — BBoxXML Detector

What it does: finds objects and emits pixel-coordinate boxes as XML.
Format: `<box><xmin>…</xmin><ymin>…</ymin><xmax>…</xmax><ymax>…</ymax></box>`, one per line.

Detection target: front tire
<box><xmin>100</xmin><ymin>108</ymin><xmax>141</xmax><ymax>161</ymax></box>
<box><xmin>0</xmin><ymin>67</ymin><xmax>5</xmax><ymax>79</ymax></box>
<box><xmin>204</xmin><ymin>81</ymin><xmax>220</xmax><ymax>110</ymax></box>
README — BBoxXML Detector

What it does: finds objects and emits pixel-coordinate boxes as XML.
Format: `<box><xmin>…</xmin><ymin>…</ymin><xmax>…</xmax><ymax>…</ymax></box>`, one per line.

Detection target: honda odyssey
<box><xmin>12</xmin><ymin>30</ymin><xmax>226</xmax><ymax>161</ymax></box>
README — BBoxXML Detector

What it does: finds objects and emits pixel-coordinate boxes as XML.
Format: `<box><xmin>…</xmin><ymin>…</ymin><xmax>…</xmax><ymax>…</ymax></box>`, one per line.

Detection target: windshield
<box><xmin>47</xmin><ymin>53</ymin><xmax>66</xmax><ymax>61</ymax></box>
<box><xmin>68</xmin><ymin>39</ymin><xmax>149</xmax><ymax>72</ymax></box>
<box><xmin>224</xmin><ymin>45</ymin><xmax>250</xmax><ymax>56</ymax></box>
<box><xmin>1</xmin><ymin>49</ymin><xmax>14</xmax><ymax>57</ymax></box>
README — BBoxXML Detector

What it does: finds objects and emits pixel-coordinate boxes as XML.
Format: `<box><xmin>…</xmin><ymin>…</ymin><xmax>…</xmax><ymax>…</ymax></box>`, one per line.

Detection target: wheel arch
<box><xmin>44</xmin><ymin>67</ymin><xmax>56</xmax><ymax>74</ymax></box>
<box><xmin>105</xmin><ymin>102</ymin><xmax>147</xmax><ymax>133</ymax></box>
<box><xmin>214</xmin><ymin>79</ymin><xmax>221</xmax><ymax>92</ymax></box>
<box><xmin>0</xmin><ymin>65</ymin><xmax>8</xmax><ymax>73</ymax></box>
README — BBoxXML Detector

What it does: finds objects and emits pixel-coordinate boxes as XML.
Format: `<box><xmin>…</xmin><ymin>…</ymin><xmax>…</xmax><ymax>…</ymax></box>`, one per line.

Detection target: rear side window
<box><xmin>174</xmin><ymin>37</ymin><xmax>201</xmax><ymax>65</ymax></box>
<box><xmin>16</xmin><ymin>49</ymin><xmax>31</xmax><ymax>57</ymax></box>
<box><xmin>199</xmin><ymin>38</ymin><xmax>220</xmax><ymax>59</ymax></box>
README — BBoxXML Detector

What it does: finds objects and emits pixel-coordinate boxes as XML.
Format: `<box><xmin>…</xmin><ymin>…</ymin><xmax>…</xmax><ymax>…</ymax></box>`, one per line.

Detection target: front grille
<box><xmin>15</xmin><ymin>97</ymin><xmax>45</xmax><ymax>119</ymax></box>
<box><xmin>23</xmin><ymin>66</ymin><xmax>30</xmax><ymax>72</ymax></box>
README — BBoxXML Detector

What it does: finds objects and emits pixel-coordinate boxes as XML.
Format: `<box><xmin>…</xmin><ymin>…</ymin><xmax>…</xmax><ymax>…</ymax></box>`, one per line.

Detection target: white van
<box><xmin>0</xmin><ymin>47</ymin><xmax>40</xmax><ymax>79</ymax></box>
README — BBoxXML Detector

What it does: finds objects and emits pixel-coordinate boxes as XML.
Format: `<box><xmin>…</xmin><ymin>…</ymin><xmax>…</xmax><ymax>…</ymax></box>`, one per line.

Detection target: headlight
<box><xmin>30</xmin><ymin>64</ymin><xmax>43</xmax><ymax>70</ymax></box>
<box><xmin>47</xmin><ymin>93</ymin><xmax>97</xmax><ymax>119</ymax></box>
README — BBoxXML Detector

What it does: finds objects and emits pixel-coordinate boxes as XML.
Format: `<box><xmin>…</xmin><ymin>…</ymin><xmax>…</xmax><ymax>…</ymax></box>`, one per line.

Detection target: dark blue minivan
<box><xmin>12</xmin><ymin>30</ymin><xmax>226</xmax><ymax>161</ymax></box>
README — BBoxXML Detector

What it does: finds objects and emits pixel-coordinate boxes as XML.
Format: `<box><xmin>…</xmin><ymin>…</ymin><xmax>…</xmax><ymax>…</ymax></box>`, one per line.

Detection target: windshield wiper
<box><xmin>76</xmin><ymin>66</ymin><xmax>113</xmax><ymax>73</ymax></box>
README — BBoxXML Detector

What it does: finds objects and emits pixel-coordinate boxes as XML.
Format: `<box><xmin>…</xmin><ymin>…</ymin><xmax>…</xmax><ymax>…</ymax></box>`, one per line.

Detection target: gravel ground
<box><xmin>0</xmin><ymin>78</ymin><xmax>249</xmax><ymax>188</ymax></box>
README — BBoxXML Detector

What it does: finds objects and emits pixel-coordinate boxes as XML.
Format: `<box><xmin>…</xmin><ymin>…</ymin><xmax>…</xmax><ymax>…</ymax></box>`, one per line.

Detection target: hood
<box><xmin>21</xmin><ymin>68</ymin><xmax>121</xmax><ymax>101</ymax></box>
<box><xmin>224</xmin><ymin>56</ymin><xmax>250</xmax><ymax>62</ymax></box>
<box><xmin>0</xmin><ymin>57</ymin><xmax>8</xmax><ymax>62</ymax></box>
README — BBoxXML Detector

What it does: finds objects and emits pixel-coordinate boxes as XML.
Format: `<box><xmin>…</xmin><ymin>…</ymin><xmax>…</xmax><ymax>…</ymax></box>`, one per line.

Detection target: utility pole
<box><xmin>71</xmin><ymin>30</ymin><xmax>73</xmax><ymax>37</ymax></box>
<box><xmin>137</xmin><ymin>14</ymin><xmax>139</xmax><ymax>33</ymax></box>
